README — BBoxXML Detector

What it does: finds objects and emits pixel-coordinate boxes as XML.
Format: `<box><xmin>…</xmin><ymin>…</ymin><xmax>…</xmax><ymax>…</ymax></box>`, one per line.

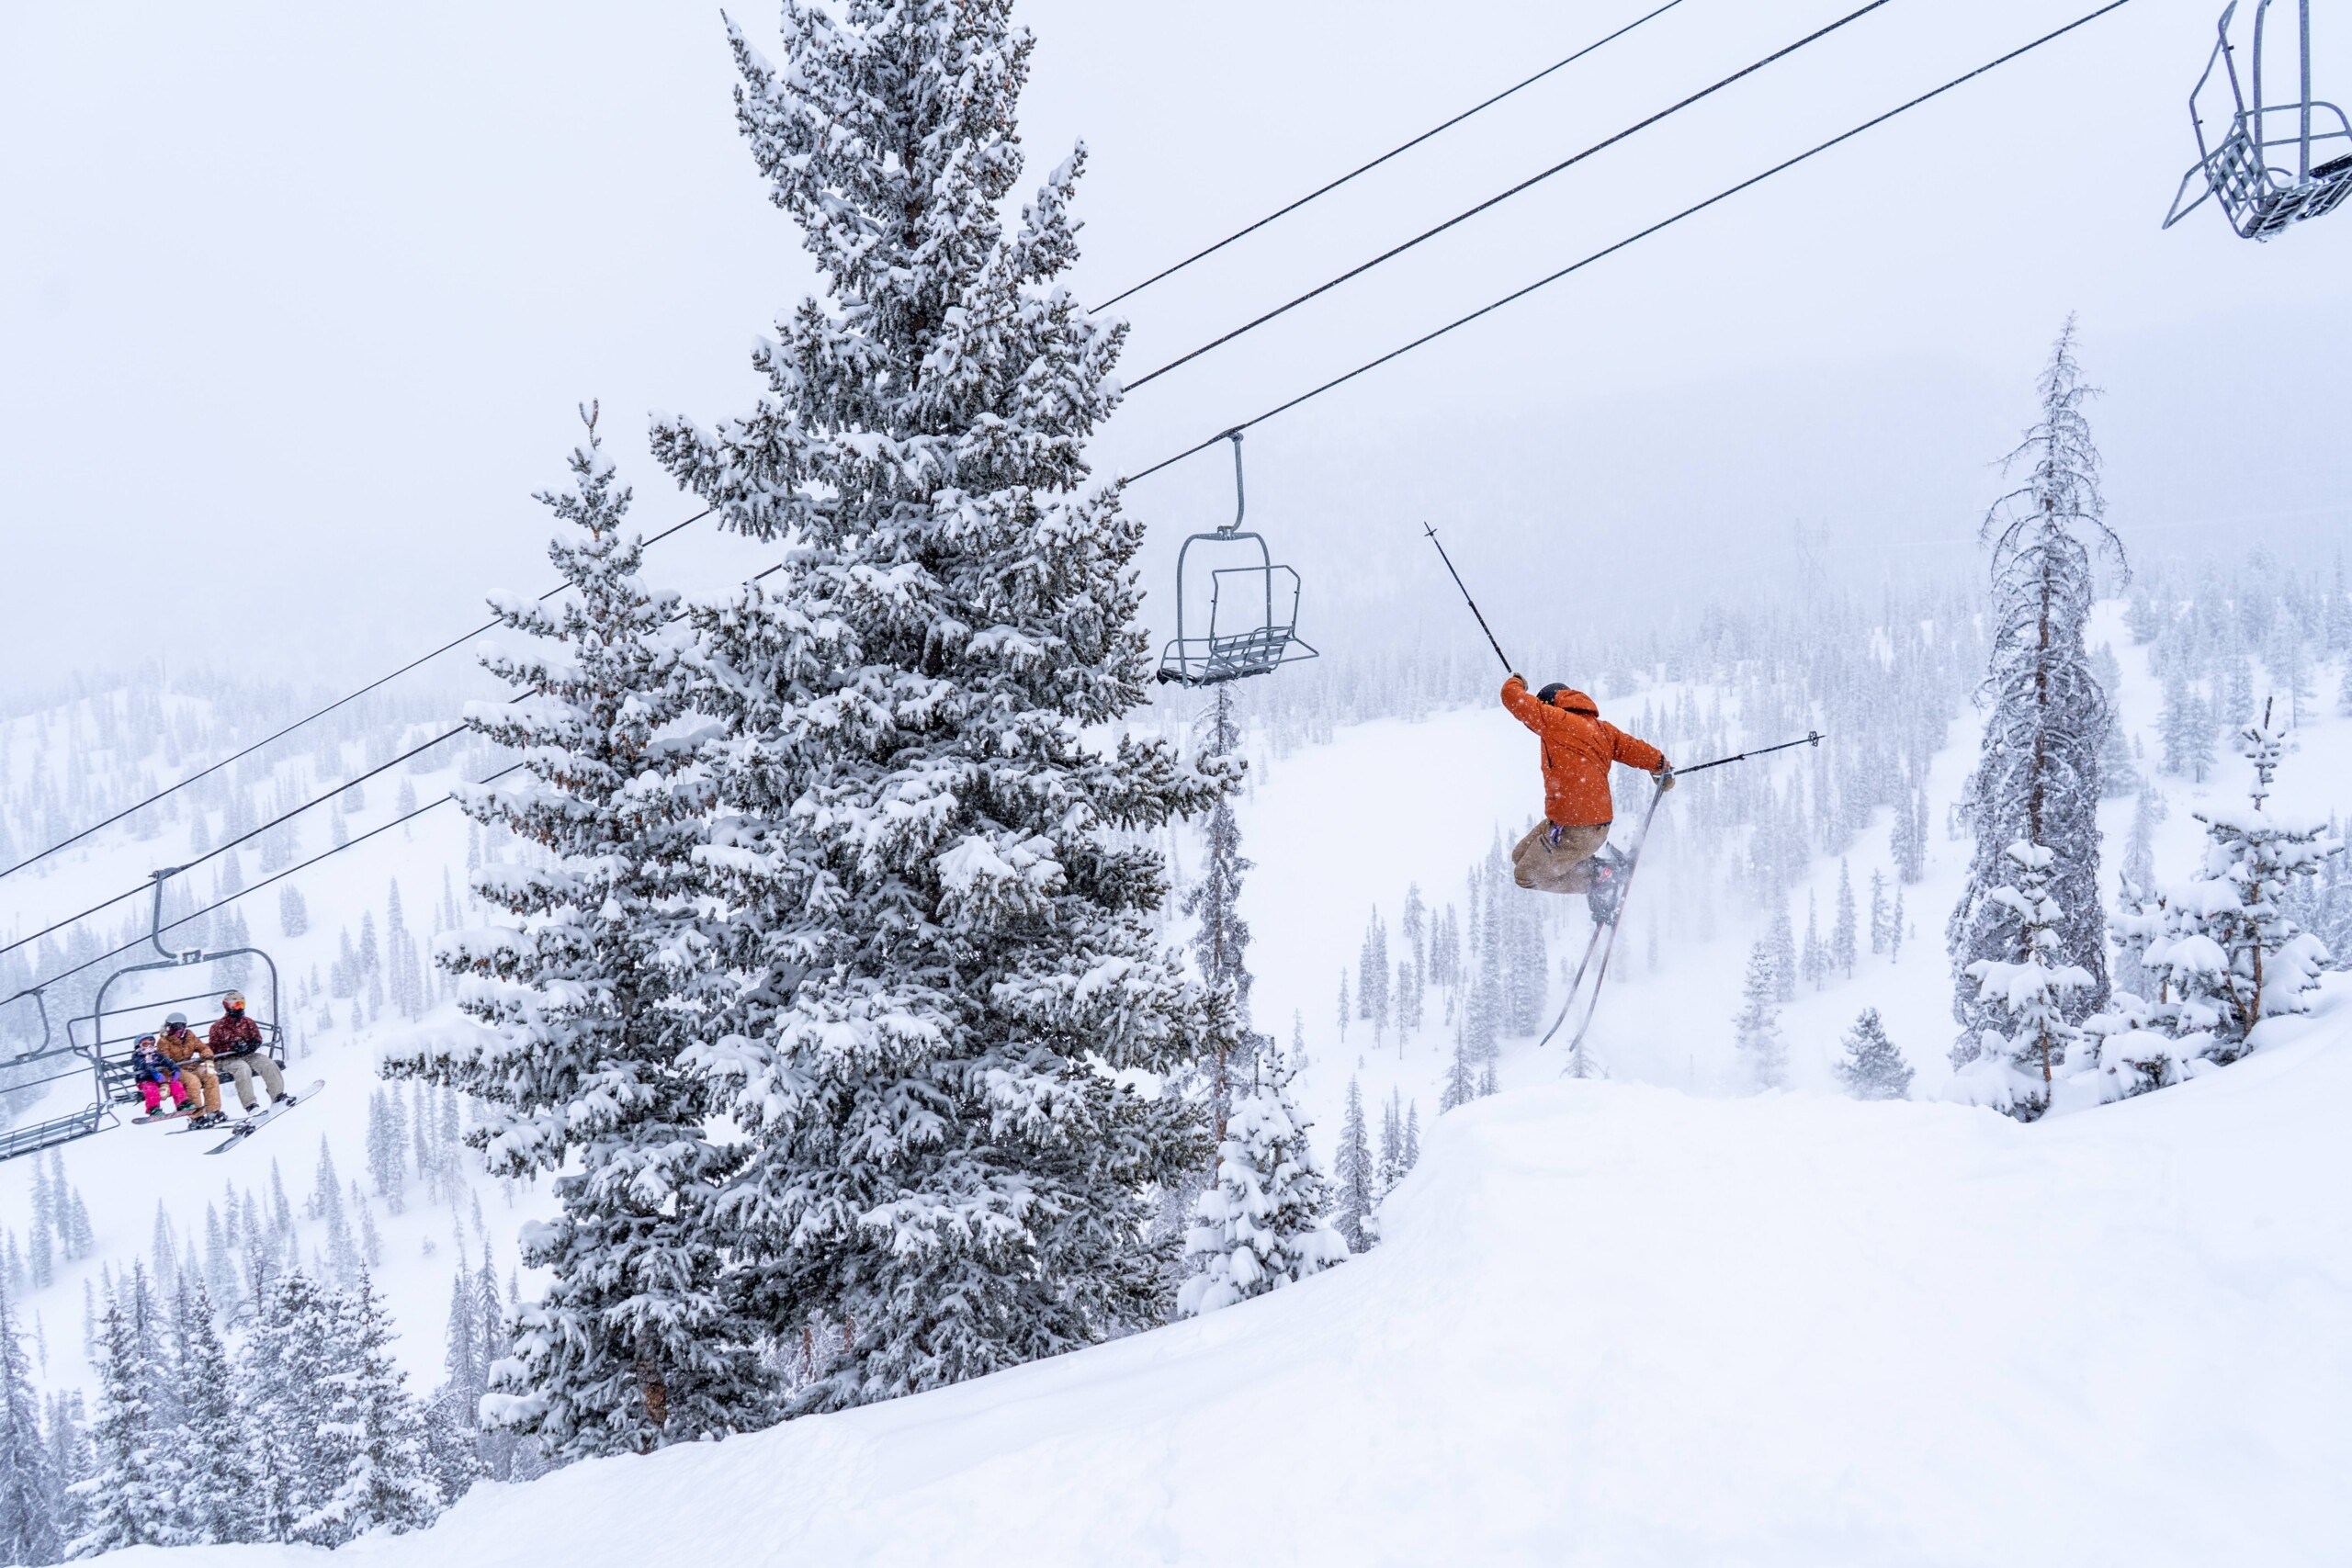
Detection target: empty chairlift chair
<box><xmin>2165</xmin><ymin>0</ymin><xmax>2352</xmax><ymax>239</ymax></box>
<box><xmin>1156</xmin><ymin>432</ymin><xmax>1319</xmax><ymax>687</ymax></box>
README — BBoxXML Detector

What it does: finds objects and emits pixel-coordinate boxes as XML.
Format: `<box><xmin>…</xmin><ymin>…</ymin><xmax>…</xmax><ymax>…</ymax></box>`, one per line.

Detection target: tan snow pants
<box><xmin>1510</xmin><ymin>820</ymin><xmax>1611</xmax><ymax>895</ymax></box>
<box><xmin>180</xmin><ymin>1062</ymin><xmax>223</xmax><ymax>1116</ymax></box>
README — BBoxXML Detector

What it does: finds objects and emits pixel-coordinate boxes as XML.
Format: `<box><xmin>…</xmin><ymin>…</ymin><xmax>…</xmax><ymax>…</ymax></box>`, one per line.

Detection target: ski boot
<box><xmin>1584</xmin><ymin>846</ymin><xmax>1628</xmax><ymax>926</ymax></box>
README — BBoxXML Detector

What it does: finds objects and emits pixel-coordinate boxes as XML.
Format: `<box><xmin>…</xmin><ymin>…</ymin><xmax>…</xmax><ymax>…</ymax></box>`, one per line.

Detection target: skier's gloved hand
<box><xmin>1655</xmin><ymin>768</ymin><xmax>1676</xmax><ymax>793</ymax></box>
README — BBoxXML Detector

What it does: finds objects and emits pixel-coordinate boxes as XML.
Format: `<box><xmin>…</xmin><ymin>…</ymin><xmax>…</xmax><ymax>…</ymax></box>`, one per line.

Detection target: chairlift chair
<box><xmin>2166</xmin><ymin>0</ymin><xmax>2352</xmax><ymax>239</ymax></box>
<box><xmin>0</xmin><ymin>988</ymin><xmax>114</xmax><ymax>1163</ymax></box>
<box><xmin>1155</xmin><ymin>432</ymin><xmax>1320</xmax><ymax>687</ymax></box>
<box><xmin>69</xmin><ymin>864</ymin><xmax>286</xmax><ymax>1112</ymax></box>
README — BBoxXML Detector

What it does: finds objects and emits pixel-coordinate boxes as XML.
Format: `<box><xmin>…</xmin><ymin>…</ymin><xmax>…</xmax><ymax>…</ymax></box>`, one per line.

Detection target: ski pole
<box><xmin>1671</xmin><ymin>730</ymin><xmax>1825</xmax><ymax>777</ymax></box>
<box><xmin>1422</xmin><ymin>525</ymin><xmax>1515</xmax><ymax>673</ymax></box>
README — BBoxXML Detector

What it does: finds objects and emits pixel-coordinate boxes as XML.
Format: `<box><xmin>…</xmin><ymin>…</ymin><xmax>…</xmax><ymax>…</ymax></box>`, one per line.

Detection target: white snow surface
<box><xmin>117</xmin><ymin>980</ymin><xmax>2352</xmax><ymax>1567</ymax></box>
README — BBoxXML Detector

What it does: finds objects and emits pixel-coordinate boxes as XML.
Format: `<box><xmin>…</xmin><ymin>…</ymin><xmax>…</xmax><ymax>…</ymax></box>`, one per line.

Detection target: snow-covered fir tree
<box><xmin>385</xmin><ymin>409</ymin><xmax>755</xmax><ymax>1455</ymax></box>
<box><xmin>1176</xmin><ymin>1051</ymin><xmax>1348</xmax><ymax>1317</ymax></box>
<box><xmin>1832</xmin><ymin>860</ymin><xmax>1858</xmax><ymax>978</ymax></box>
<box><xmin>1834</xmin><ymin>1009</ymin><xmax>1913</xmax><ymax>1100</ymax></box>
<box><xmin>1331</xmin><ymin>1077</ymin><xmax>1378</xmax><ymax>1251</ymax></box>
<box><xmin>163</xmin><ymin>1282</ymin><xmax>245</xmax><ymax>1547</ymax></box>
<box><xmin>296</xmin><ymin>1274</ymin><xmax>437</xmax><ymax>1546</ymax></box>
<box><xmin>244</xmin><ymin>1269</ymin><xmax>339</xmax><ymax>1543</ymax></box>
<box><xmin>1949</xmin><ymin>321</ymin><xmax>2123</xmax><ymax>1047</ymax></box>
<box><xmin>69</xmin><ymin>1270</ymin><xmax>164</xmax><ymax>1557</ymax></box>
<box><xmin>648</xmin><ymin>0</ymin><xmax>1227</xmax><ymax>1411</ymax></box>
<box><xmin>0</xmin><ymin>1275</ymin><xmax>61</xmax><ymax>1568</ymax></box>
<box><xmin>1959</xmin><ymin>840</ymin><xmax>2096</xmax><ymax>1120</ymax></box>
<box><xmin>1767</xmin><ymin>905</ymin><xmax>1797</xmax><ymax>1004</ymax></box>
<box><xmin>2105</xmin><ymin>716</ymin><xmax>2342</xmax><ymax>1078</ymax></box>
<box><xmin>1182</xmin><ymin>684</ymin><xmax>1261</xmax><ymax>1139</ymax></box>
<box><xmin>1734</xmin><ymin>940</ymin><xmax>1788</xmax><ymax>1089</ymax></box>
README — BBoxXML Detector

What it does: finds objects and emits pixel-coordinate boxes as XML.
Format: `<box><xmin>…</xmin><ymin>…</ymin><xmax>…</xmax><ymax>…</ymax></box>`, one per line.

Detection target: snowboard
<box><xmin>131</xmin><ymin>1105</ymin><xmax>203</xmax><ymax>1124</ymax></box>
<box><xmin>202</xmin><ymin>1080</ymin><xmax>325</xmax><ymax>1155</ymax></box>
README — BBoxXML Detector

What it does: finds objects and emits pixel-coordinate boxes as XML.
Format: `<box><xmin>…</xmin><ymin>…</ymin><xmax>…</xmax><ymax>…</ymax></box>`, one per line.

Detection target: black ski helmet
<box><xmin>1536</xmin><ymin>682</ymin><xmax>1572</xmax><ymax>705</ymax></box>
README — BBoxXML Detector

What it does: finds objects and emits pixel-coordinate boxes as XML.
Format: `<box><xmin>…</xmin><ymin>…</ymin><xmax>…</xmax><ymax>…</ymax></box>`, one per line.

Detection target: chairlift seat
<box><xmin>1154</xmin><ymin>430</ymin><xmax>1319</xmax><ymax>689</ymax></box>
<box><xmin>2166</xmin><ymin>2</ymin><xmax>2352</xmax><ymax>239</ymax></box>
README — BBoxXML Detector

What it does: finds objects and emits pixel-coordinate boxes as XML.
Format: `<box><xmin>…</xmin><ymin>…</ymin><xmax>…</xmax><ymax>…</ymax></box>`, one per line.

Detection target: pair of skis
<box><xmin>1537</xmin><ymin>784</ymin><xmax>1668</xmax><ymax>1069</ymax></box>
<box><xmin>142</xmin><ymin>1080</ymin><xmax>324</xmax><ymax>1154</ymax></box>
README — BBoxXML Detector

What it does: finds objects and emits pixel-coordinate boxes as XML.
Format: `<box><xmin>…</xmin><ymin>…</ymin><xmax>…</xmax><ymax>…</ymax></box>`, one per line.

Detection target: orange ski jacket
<box><xmin>1501</xmin><ymin>675</ymin><xmax>1668</xmax><ymax>828</ymax></box>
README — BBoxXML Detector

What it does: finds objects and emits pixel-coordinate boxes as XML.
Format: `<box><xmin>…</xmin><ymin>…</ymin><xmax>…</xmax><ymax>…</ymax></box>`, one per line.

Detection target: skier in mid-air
<box><xmin>1500</xmin><ymin>673</ymin><xmax>1672</xmax><ymax>915</ymax></box>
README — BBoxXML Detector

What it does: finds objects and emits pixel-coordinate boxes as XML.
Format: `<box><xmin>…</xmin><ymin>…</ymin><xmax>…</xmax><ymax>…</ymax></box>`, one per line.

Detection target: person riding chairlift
<box><xmin>207</xmin><ymin>990</ymin><xmax>292</xmax><ymax>1117</ymax></box>
<box><xmin>129</xmin><ymin>1032</ymin><xmax>190</xmax><ymax>1116</ymax></box>
<box><xmin>154</xmin><ymin>1012</ymin><xmax>226</xmax><ymax>1129</ymax></box>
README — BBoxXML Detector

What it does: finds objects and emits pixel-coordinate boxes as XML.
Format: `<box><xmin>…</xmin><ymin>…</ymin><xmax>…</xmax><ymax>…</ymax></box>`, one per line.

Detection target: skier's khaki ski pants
<box><xmin>1510</xmin><ymin>820</ymin><xmax>1610</xmax><ymax>895</ymax></box>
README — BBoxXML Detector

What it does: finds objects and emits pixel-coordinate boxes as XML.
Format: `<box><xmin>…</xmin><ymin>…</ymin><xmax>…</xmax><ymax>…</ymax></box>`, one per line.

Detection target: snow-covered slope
<box><xmin>119</xmin><ymin>978</ymin><xmax>2352</xmax><ymax>1566</ymax></box>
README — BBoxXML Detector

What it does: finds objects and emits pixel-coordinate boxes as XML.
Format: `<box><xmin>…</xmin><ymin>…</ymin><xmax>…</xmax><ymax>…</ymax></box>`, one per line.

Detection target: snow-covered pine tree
<box><xmin>1949</xmin><ymin>321</ymin><xmax>2124</xmax><ymax>1048</ymax></box>
<box><xmin>1176</xmin><ymin>1052</ymin><xmax>1348</xmax><ymax>1317</ymax></box>
<box><xmin>1375</xmin><ymin>1092</ymin><xmax>1404</xmax><ymax>1196</ymax></box>
<box><xmin>163</xmin><ymin>1282</ymin><xmax>245</xmax><ymax>1546</ymax></box>
<box><xmin>295</xmin><ymin>1274</ymin><xmax>436</xmax><ymax>1546</ymax></box>
<box><xmin>1767</xmin><ymin>905</ymin><xmax>1796</xmax><ymax>1003</ymax></box>
<box><xmin>649</xmin><ymin>0</ymin><xmax>1228</xmax><ymax>1412</ymax></box>
<box><xmin>243</xmin><ymin>1269</ymin><xmax>338</xmax><ymax>1541</ymax></box>
<box><xmin>1331</xmin><ymin>1077</ymin><xmax>1378</xmax><ymax>1252</ymax></box>
<box><xmin>1868</xmin><ymin>867</ymin><xmax>1891</xmax><ymax>957</ymax></box>
<box><xmin>1832</xmin><ymin>860</ymin><xmax>1858</xmax><ymax>978</ymax></box>
<box><xmin>1734</xmin><ymin>940</ymin><xmax>1788</xmax><ymax>1089</ymax></box>
<box><xmin>0</xmin><ymin>1274</ymin><xmax>62</xmax><ymax>1567</ymax></box>
<box><xmin>1181</xmin><ymin>684</ymin><xmax>1262</xmax><ymax>1135</ymax></box>
<box><xmin>2134</xmin><ymin>716</ymin><xmax>2342</xmax><ymax>1063</ymax></box>
<box><xmin>1834</xmin><ymin>1009</ymin><xmax>1913</xmax><ymax>1100</ymax></box>
<box><xmin>68</xmin><ymin>1271</ymin><xmax>165</xmax><ymax>1557</ymax></box>
<box><xmin>385</xmin><ymin>409</ymin><xmax>754</xmax><ymax>1456</ymax></box>
<box><xmin>1959</xmin><ymin>840</ymin><xmax>2096</xmax><ymax>1120</ymax></box>
<box><xmin>1440</xmin><ymin>1020</ymin><xmax>1477</xmax><ymax>1110</ymax></box>
<box><xmin>1800</xmin><ymin>892</ymin><xmax>1826</xmax><ymax>991</ymax></box>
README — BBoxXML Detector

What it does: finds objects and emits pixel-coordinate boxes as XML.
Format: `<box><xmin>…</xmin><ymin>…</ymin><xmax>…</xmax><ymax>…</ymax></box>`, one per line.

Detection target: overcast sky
<box><xmin>3</xmin><ymin>0</ymin><xmax>2346</xmax><ymax>694</ymax></box>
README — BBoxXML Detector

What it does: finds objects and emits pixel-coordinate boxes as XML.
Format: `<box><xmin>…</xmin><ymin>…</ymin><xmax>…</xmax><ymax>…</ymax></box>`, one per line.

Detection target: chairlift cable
<box><xmin>1120</xmin><ymin>0</ymin><xmax>1905</xmax><ymax>395</ymax></box>
<box><xmin>0</xmin><ymin>507</ymin><xmax>715</xmax><ymax>886</ymax></box>
<box><xmin>0</xmin><ymin>724</ymin><xmax>470</xmax><ymax>964</ymax></box>
<box><xmin>1088</xmin><ymin>0</ymin><xmax>1694</xmax><ymax>312</ymax></box>
<box><xmin>1121</xmin><ymin>0</ymin><xmax>2138</xmax><ymax>487</ymax></box>
<box><xmin>2</xmin><ymin>767</ymin><xmax>514</xmax><ymax>1006</ymax></box>
<box><xmin>0</xmin><ymin>559</ymin><xmax>789</xmax><ymax>986</ymax></box>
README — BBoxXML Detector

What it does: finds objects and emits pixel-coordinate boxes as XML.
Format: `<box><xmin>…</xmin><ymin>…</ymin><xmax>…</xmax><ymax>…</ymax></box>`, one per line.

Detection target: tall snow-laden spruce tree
<box><xmin>386</xmin><ymin>411</ymin><xmax>757</xmax><ymax>1454</ymax></box>
<box><xmin>1949</xmin><ymin>321</ymin><xmax>2124</xmax><ymax>1054</ymax></box>
<box><xmin>1182</xmin><ymin>685</ymin><xmax>1261</xmax><ymax>1140</ymax></box>
<box><xmin>296</xmin><ymin>1274</ymin><xmax>436</xmax><ymax>1546</ymax></box>
<box><xmin>0</xmin><ymin>1274</ymin><xmax>62</xmax><ymax>1567</ymax></box>
<box><xmin>650</xmin><ymin>0</ymin><xmax>1229</xmax><ymax>1411</ymax></box>
<box><xmin>68</xmin><ymin>1272</ymin><xmax>164</xmax><ymax>1558</ymax></box>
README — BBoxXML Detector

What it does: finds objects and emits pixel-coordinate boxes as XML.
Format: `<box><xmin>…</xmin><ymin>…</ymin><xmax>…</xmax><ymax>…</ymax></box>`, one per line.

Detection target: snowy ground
<box><xmin>16</xmin><ymin>592</ymin><xmax>2352</xmax><ymax>1562</ymax></box>
<box><xmin>116</xmin><ymin>978</ymin><xmax>2352</xmax><ymax>1567</ymax></box>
